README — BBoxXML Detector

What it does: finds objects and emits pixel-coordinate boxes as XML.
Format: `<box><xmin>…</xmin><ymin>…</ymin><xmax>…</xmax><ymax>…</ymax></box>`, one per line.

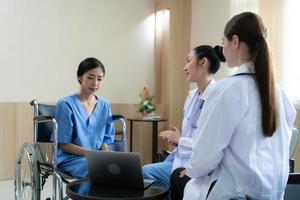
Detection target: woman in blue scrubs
<box><xmin>55</xmin><ymin>57</ymin><xmax>115</xmax><ymax>178</ymax></box>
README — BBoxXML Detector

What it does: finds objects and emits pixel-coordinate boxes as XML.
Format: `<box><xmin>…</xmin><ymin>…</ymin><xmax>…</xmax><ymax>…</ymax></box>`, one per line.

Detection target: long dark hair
<box><xmin>224</xmin><ymin>12</ymin><xmax>278</xmax><ymax>137</ymax></box>
<box><xmin>193</xmin><ymin>45</ymin><xmax>225</xmax><ymax>74</ymax></box>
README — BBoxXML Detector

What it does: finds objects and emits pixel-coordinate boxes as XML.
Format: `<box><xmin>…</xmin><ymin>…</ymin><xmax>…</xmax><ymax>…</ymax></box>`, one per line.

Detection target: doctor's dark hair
<box><xmin>77</xmin><ymin>57</ymin><xmax>105</xmax><ymax>84</ymax></box>
<box><xmin>193</xmin><ymin>45</ymin><xmax>225</xmax><ymax>74</ymax></box>
<box><xmin>224</xmin><ymin>12</ymin><xmax>278</xmax><ymax>137</ymax></box>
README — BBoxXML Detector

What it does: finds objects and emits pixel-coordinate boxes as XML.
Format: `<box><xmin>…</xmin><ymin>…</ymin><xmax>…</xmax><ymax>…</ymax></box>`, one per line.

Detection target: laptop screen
<box><xmin>85</xmin><ymin>150</ymin><xmax>152</xmax><ymax>189</ymax></box>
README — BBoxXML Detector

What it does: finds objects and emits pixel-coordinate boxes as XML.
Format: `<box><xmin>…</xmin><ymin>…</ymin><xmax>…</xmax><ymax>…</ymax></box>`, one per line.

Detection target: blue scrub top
<box><xmin>55</xmin><ymin>93</ymin><xmax>115</xmax><ymax>166</ymax></box>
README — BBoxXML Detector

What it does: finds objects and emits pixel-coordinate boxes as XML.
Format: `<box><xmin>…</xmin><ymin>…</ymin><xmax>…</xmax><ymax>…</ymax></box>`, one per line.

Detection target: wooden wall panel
<box><xmin>0</xmin><ymin>103</ymin><xmax>17</xmax><ymax>180</ymax></box>
<box><xmin>111</xmin><ymin>104</ymin><xmax>169</xmax><ymax>164</ymax></box>
<box><xmin>16</xmin><ymin>103</ymin><xmax>34</xmax><ymax>150</ymax></box>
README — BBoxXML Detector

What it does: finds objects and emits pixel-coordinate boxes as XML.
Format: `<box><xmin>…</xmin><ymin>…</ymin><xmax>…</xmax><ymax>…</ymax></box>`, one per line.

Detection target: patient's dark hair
<box><xmin>193</xmin><ymin>45</ymin><xmax>225</xmax><ymax>74</ymax></box>
<box><xmin>77</xmin><ymin>57</ymin><xmax>105</xmax><ymax>83</ymax></box>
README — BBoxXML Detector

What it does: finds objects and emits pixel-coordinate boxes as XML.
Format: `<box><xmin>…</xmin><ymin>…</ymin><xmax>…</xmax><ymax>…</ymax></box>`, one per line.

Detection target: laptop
<box><xmin>85</xmin><ymin>150</ymin><xmax>155</xmax><ymax>189</ymax></box>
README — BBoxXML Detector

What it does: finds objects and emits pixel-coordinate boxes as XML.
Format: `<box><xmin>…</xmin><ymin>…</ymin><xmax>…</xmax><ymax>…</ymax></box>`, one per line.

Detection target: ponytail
<box><xmin>255</xmin><ymin>39</ymin><xmax>278</xmax><ymax>137</ymax></box>
<box><xmin>224</xmin><ymin>12</ymin><xmax>278</xmax><ymax>137</ymax></box>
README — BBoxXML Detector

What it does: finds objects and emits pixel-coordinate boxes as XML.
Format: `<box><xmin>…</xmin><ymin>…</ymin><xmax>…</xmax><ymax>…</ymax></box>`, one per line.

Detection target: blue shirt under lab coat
<box><xmin>55</xmin><ymin>93</ymin><xmax>115</xmax><ymax>178</ymax></box>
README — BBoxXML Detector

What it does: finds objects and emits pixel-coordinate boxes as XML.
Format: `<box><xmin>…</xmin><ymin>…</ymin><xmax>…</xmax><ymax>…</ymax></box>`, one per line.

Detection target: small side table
<box><xmin>127</xmin><ymin>117</ymin><xmax>168</xmax><ymax>163</ymax></box>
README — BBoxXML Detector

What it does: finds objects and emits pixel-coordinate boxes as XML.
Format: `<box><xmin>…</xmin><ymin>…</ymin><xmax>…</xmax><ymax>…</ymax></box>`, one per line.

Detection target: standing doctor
<box><xmin>171</xmin><ymin>12</ymin><xmax>296</xmax><ymax>200</ymax></box>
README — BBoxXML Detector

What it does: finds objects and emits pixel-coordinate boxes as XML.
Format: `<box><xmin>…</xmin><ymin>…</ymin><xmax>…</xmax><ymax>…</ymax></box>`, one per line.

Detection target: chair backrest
<box><xmin>284</xmin><ymin>173</ymin><xmax>300</xmax><ymax>200</ymax></box>
<box><xmin>289</xmin><ymin>127</ymin><xmax>298</xmax><ymax>158</ymax></box>
<box><xmin>36</xmin><ymin>104</ymin><xmax>57</xmax><ymax>142</ymax></box>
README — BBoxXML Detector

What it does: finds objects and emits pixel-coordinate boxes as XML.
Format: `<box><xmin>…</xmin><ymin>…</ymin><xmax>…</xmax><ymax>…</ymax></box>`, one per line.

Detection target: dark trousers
<box><xmin>170</xmin><ymin>168</ymin><xmax>217</xmax><ymax>200</ymax></box>
<box><xmin>170</xmin><ymin>168</ymin><xmax>191</xmax><ymax>200</ymax></box>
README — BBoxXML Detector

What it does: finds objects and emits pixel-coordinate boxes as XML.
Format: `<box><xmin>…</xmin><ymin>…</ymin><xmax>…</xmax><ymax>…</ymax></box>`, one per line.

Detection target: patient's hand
<box><xmin>159</xmin><ymin>126</ymin><xmax>181</xmax><ymax>145</ymax></box>
<box><xmin>101</xmin><ymin>143</ymin><xmax>109</xmax><ymax>151</ymax></box>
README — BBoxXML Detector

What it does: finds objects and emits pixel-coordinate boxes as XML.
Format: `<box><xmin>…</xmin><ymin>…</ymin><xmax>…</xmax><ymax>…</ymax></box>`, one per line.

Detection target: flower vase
<box><xmin>141</xmin><ymin>112</ymin><xmax>155</xmax><ymax>119</ymax></box>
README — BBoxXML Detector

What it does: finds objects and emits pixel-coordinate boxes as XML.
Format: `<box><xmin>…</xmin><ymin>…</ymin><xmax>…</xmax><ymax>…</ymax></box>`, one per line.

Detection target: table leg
<box><xmin>152</xmin><ymin>122</ymin><xmax>158</xmax><ymax>162</ymax></box>
<box><xmin>130</xmin><ymin>120</ymin><xmax>133</xmax><ymax>152</ymax></box>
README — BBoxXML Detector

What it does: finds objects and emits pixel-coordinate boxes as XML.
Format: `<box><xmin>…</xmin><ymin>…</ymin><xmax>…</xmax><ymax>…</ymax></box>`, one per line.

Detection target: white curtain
<box><xmin>230</xmin><ymin>0</ymin><xmax>258</xmax><ymax>16</ymax></box>
<box><xmin>281</xmin><ymin>0</ymin><xmax>300</xmax><ymax>105</ymax></box>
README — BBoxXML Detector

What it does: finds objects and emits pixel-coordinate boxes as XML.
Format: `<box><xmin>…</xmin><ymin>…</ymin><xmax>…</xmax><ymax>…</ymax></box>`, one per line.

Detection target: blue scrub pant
<box><xmin>58</xmin><ymin>156</ymin><xmax>88</xmax><ymax>178</ymax></box>
<box><xmin>142</xmin><ymin>160</ymin><xmax>173</xmax><ymax>187</ymax></box>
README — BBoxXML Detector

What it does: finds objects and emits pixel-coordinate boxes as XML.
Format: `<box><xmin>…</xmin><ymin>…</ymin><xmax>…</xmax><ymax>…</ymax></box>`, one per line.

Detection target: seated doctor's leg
<box><xmin>58</xmin><ymin>156</ymin><xmax>88</xmax><ymax>179</ymax></box>
<box><xmin>142</xmin><ymin>160</ymin><xmax>173</xmax><ymax>187</ymax></box>
<box><xmin>170</xmin><ymin>168</ymin><xmax>191</xmax><ymax>200</ymax></box>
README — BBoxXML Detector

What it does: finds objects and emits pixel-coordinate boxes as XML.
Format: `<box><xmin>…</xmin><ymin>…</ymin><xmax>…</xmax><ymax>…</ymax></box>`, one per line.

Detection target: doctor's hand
<box><xmin>159</xmin><ymin>126</ymin><xmax>181</xmax><ymax>145</ymax></box>
<box><xmin>179</xmin><ymin>169</ymin><xmax>187</xmax><ymax>178</ymax></box>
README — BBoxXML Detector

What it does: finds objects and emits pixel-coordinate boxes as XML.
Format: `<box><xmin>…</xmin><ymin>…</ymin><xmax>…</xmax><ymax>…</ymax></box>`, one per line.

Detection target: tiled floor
<box><xmin>0</xmin><ymin>179</ymin><xmax>14</xmax><ymax>200</ymax></box>
<box><xmin>0</xmin><ymin>176</ymin><xmax>66</xmax><ymax>200</ymax></box>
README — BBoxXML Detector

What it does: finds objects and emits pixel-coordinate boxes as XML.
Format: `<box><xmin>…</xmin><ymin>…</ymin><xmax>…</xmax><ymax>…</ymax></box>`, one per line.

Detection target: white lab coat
<box><xmin>183</xmin><ymin>63</ymin><xmax>296</xmax><ymax>200</ymax></box>
<box><xmin>171</xmin><ymin>80</ymin><xmax>215</xmax><ymax>171</ymax></box>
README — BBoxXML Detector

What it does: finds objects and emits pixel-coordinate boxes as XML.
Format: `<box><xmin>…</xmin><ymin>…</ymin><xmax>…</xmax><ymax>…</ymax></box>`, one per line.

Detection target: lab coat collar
<box><xmin>200</xmin><ymin>79</ymin><xmax>215</xmax><ymax>101</ymax></box>
<box><xmin>232</xmin><ymin>62</ymin><xmax>255</xmax><ymax>76</ymax></box>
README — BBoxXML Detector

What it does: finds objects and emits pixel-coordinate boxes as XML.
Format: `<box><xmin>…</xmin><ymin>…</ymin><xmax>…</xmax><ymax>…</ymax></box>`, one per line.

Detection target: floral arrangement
<box><xmin>138</xmin><ymin>84</ymin><xmax>156</xmax><ymax>114</ymax></box>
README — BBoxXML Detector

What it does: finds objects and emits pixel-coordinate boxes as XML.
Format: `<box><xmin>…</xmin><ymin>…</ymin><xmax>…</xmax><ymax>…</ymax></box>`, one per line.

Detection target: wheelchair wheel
<box><xmin>15</xmin><ymin>142</ymin><xmax>41</xmax><ymax>200</ymax></box>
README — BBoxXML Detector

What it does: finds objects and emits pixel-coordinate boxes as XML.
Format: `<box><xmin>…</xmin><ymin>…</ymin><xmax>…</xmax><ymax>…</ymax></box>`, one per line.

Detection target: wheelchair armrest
<box><xmin>57</xmin><ymin>168</ymin><xmax>78</xmax><ymax>183</ymax></box>
<box><xmin>112</xmin><ymin>114</ymin><xmax>124</xmax><ymax>120</ymax></box>
<box><xmin>34</xmin><ymin>115</ymin><xmax>54</xmax><ymax>122</ymax></box>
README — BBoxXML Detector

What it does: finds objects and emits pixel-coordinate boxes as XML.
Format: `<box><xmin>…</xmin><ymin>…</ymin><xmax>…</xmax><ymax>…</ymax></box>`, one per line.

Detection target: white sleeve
<box><xmin>278</xmin><ymin>88</ymin><xmax>297</xmax><ymax>129</ymax></box>
<box><xmin>176</xmin><ymin>137</ymin><xmax>193</xmax><ymax>158</ymax></box>
<box><xmin>186</xmin><ymin>83</ymin><xmax>249</xmax><ymax>178</ymax></box>
<box><xmin>183</xmin><ymin>90</ymin><xmax>195</xmax><ymax>115</ymax></box>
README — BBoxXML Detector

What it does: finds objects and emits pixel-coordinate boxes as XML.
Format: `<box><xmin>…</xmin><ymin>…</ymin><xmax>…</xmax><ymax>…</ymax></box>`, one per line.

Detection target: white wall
<box><xmin>0</xmin><ymin>0</ymin><xmax>155</xmax><ymax>103</ymax></box>
<box><xmin>191</xmin><ymin>0</ymin><xmax>231</xmax><ymax>81</ymax></box>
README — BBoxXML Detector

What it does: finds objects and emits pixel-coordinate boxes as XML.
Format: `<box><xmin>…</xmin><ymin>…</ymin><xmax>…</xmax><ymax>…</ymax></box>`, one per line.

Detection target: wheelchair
<box><xmin>15</xmin><ymin>99</ymin><xmax>127</xmax><ymax>200</ymax></box>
